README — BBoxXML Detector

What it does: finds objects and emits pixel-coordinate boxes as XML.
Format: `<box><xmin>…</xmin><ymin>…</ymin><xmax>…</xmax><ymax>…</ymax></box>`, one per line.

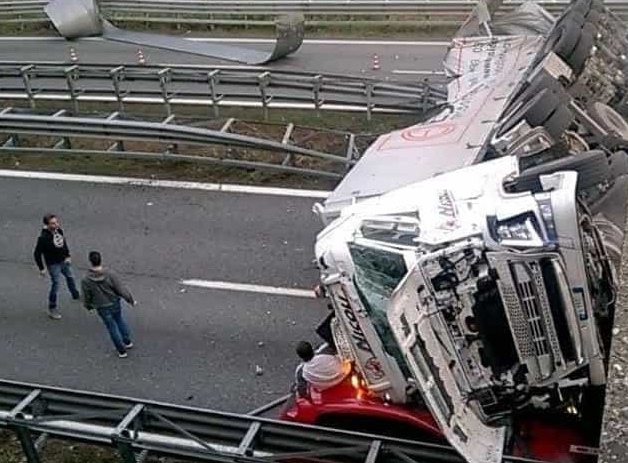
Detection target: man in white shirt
<box><xmin>294</xmin><ymin>341</ymin><xmax>348</xmax><ymax>398</ymax></box>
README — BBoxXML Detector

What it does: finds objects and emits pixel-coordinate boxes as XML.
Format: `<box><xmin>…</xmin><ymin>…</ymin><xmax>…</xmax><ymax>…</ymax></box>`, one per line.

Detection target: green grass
<box><xmin>0</xmin><ymin>18</ymin><xmax>459</xmax><ymax>39</ymax></box>
<box><xmin>0</xmin><ymin>103</ymin><xmax>423</xmax><ymax>189</ymax></box>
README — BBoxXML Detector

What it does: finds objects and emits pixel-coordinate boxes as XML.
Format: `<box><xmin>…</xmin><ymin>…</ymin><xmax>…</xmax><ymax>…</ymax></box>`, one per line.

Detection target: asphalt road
<box><xmin>0</xmin><ymin>37</ymin><xmax>449</xmax><ymax>80</ymax></box>
<box><xmin>0</xmin><ymin>176</ymin><xmax>327</xmax><ymax>413</ymax></box>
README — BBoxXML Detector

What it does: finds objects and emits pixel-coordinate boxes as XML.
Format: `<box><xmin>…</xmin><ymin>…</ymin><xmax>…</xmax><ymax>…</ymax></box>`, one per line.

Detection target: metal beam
<box><xmin>0</xmin><ymin>62</ymin><xmax>447</xmax><ymax>118</ymax></box>
<box><xmin>0</xmin><ymin>378</ymin><xmax>477</xmax><ymax>463</ymax></box>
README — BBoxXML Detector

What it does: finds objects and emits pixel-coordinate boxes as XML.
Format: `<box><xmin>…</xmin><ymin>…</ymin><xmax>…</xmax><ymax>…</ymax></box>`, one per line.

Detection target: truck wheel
<box><xmin>588</xmin><ymin>102</ymin><xmax>628</xmax><ymax>141</ymax></box>
<box><xmin>589</xmin><ymin>0</ymin><xmax>605</xmax><ymax>13</ymax></box>
<box><xmin>572</xmin><ymin>0</ymin><xmax>592</xmax><ymax>14</ymax></box>
<box><xmin>512</xmin><ymin>150</ymin><xmax>611</xmax><ymax>193</ymax></box>
<box><xmin>519</xmin><ymin>88</ymin><xmax>561</xmax><ymax>127</ymax></box>
<box><xmin>566</xmin><ymin>28</ymin><xmax>594</xmax><ymax>75</ymax></box>
<box><xmin>543</xmin><ymin>104</ymin><xmax>575</xmax><ymax>139</ymax></box>
<box><xmin>510</xmin><ymin>74</ymin><xmax>568</xmax><ymax>110</ymax></box>
<box><xmin>498</xmin><ymin>89</ymin><xmax>560</xmax><ymax>136</ymax></box>
<box><xmin>609</xmin><ymin>150</ymin><xmax>628</xmax><ymax>178</ymax></box>
<box><xmin>586</xmin><ymin>9</ymin><xmax>601</xmax><ymax>25</ymax></box>
<box><xmin>545</xmin><ymin>19</ymin><xmax>582</xmax><ymax>61</ymax></box>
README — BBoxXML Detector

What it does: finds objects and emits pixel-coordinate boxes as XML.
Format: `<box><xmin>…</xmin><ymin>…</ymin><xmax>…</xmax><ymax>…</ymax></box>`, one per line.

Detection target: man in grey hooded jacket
<box><xmin>81</xmin><ymin>251</ymin><xmax>136</xmax><ymax>358</ymax></box>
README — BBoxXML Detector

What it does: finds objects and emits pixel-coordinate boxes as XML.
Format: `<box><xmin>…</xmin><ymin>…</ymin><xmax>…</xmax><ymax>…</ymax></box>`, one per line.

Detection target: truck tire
<box><xmin>566</xmin><ymin>28</ymin><xmax>594</xmax><ymax>75</ymax></box>
<box><xmin>609</xmin><ymin>150</ymin><xmax>628</xmax><ymax>178</ymax></box>
<box><xmin>556</xmin><ymin>9</ymin><xmax>586</xmax><ymax>28</ymax></box>
<box><xmin>498</xmin><ymin>89</ymin><xmax>560</xmax><ymax>136</ymax></box>
<box><xmin>544</xmin><ymin>19</ymin><xmax>582</xmax><ymax>61</ymax></box>
<box><xmin>521</xmin><ymin>89</ymin><xmax>561</xmax><ymax>127</ymax></box>
<box><xmin>512</xmin><ymin>150</ymin><xmax>611</xmax><ymax>193</ymax></box>
<box><xmin>543</xmin><ymin>104</ymin><xmax>575</xmax><ymax>139</ymax></box>
<box><xmin>510</xmin><ymin>74</ymin><xmax>568</xmax><ymax>110</ymax></box>
<box><xmin>572</xmin><ymin>0</ymin><xmax>592</xmax><ymax>14</ymax></box>
<box><xmin>586</xmin><ymin>9</ymin><xmax>601</xmax><ymax>26</ymax></box>
<box><xmin>589</xmin><ymin>0</ymin><xmax>605</xmax><ymax>13</ymax></box>
<box><xmin>588</xmin><ymin>102</ymin><xmax>628</xmax><ymax>140</ymax></box>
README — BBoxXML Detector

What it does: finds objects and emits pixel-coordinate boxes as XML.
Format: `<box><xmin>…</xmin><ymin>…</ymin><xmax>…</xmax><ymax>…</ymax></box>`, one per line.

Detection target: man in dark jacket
<box><xmin>33</xmin><ymin>213</ymin><xmax>80</xmax><ymax>319</ymax></box>
<box><xmin>81</xmin><ymin>251</ymin><xmax>136</xmax><ymax>358</ymax></box>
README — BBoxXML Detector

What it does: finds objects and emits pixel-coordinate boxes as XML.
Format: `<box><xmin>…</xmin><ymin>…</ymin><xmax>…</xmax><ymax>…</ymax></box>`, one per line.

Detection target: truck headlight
<box><xmin>536</xmin><ymin>197</ymin><xmax>557</xmax><ymax>241</ymax></box>
<box><xmin>488</xmin><ymin>213</ymin><xmax>544</xmax><ymax>247</ymax></box>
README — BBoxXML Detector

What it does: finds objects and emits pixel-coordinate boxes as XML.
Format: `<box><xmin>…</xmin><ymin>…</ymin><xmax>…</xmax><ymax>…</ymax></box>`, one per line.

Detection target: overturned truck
<box><xmin>281</xmin><ymin>1</ymin><xmax>628</xmax><ymax>462</ymax></box>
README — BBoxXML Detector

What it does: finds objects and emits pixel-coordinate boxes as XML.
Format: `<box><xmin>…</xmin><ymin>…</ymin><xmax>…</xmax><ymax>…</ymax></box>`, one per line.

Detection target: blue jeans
<box><xmin>48</xmin><ymin>261</ymin><xmax>79</xmax><ymax>310</ymax></box>
<box><xmin>97</xmin><ymin>300</ymin><xmax>132</xmax><ymax>354</ymax></box>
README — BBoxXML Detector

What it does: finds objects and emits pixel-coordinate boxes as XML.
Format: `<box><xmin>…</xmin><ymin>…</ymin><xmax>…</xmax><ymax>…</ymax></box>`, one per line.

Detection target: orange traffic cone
<box><xmin>371</xmin><ymin>53</ymin><xmax>380</xmax><ymax>71</ymax></box>
<box><xmin>137</xmin><ymin>49</ymin><xmax>146</xmax><ymax>65</ymax></box>
<box><xmin>69</xmin><ymin>47</ymin><xmax>78</xmax><ymax>63</ymax></box>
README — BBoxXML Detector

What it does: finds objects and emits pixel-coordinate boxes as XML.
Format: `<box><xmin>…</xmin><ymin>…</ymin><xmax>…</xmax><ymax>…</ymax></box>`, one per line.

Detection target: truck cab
<box><xmin>283</xmin><ymin>1</ymin><xmax>628</xmax><ymax>462</ymax></box>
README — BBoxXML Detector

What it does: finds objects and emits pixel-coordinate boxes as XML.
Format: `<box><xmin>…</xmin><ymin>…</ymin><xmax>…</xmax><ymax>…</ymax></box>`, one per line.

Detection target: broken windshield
<box><xmin>348</xmin><ymin>243</ymin><xmax>411</xmax><ymax>377</ymax></box>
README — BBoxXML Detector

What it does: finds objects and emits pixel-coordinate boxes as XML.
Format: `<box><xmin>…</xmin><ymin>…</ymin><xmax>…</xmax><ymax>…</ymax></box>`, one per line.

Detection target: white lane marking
<box><xmin>0</xmin><ymin>36</ymin><xmax>450</xmax><ymax>46</ymax></box>
<box><xmin>0</xmin><ymin>170</ymin><xmax>331</xmax><ymax>198</ymax></box>
<box><xmin>392</xmin><ymin>69</ymin><xmax>446</xmax><ymax>75</ymax></box>
<box><xmin>181</xmin><ymin>279</ymin><xmax>316</xmax><ymax>298</ymax></box>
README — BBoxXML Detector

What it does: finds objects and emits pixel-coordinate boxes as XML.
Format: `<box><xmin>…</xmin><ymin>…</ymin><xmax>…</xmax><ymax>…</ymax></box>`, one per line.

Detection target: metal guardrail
<box><xmin>0</xmin><ymin>62</ymin><xmax>447</xmax><ymax>120</ymax></box>
<box><xmin>0</xmin><ymin>106</ymin><xmax>381</xmax><ymax>178</ymax></box>
<box><xmin>0</xmin><ymin>378</ymin><xmax>549</xmax><ymax>463</ymax></box>
<box><xmin>3</xmin><ymin>0</ymin><xmax>628</xmax><ymax>26</ymax></box>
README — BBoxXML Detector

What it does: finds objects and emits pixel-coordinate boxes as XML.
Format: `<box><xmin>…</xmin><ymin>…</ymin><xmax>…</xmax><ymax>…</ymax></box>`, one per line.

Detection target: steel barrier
<box><xmin>0</xmin><ymin>378</ymin><xmax>551</xmax><ymax>463</ymax></box>
<box><xmin>0</xmin><ymin>106</ymin><xmax>385</xmax><ymax>178</ymax></box>
<box><xmin>2</xmin><ymin>0</ymin><xmax>628</xmax><ymax>26</ymax></box>
<box><xmin>0</xmin><ymin>62</ymin><xmax>448</xmax><ymax>120</ymax></box>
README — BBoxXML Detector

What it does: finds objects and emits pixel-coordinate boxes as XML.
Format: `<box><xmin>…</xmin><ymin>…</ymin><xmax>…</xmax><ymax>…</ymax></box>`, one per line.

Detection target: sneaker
<box><xmin>124</xmin><ymin>342</ymin><xmax>134</xmax><ymax>349</ymax></box>
<box><xmin>118</xmin><ymin>351</ymin><xmax>128</xmax><ymax>358</ymax></box>
<box><xmin>48</xmin><ymin>310</ymin><xmax>62</xmax><ymax>320</ymax></box>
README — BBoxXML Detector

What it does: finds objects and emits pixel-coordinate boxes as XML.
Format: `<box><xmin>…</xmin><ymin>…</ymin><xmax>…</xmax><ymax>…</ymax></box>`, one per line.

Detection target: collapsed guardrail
<box><xmin>2</xmin><ymin>0</ymin><xmax>628</xmax><ymax>27</ymax></box>
<box><xmin>0</xmin><ymin>62</ymin><xmax>447</xmax><ymax>120</ymax></box>
<box><xmin>0</xmin><ymin>107</ymin><xmax>384</xmax><ymax>178</ymax></box>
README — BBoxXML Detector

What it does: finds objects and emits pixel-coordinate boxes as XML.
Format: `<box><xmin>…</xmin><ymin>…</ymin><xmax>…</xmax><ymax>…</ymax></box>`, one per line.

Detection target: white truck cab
<box><xmin>312</xmin><ymin>1</ymin><xmax>627</xmax><ymax>462</ymax></box>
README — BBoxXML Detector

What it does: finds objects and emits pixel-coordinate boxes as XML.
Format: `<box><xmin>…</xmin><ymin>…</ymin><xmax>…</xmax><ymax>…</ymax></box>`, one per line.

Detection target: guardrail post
<box><xmin>365</xmin><ymin>82</ymin><xmax>374</xmax><ymax>122</ymax></box>
<box><xmin>237</xmin><ymin>421</ymin><xmax>261</xmax><ymax>456</ymax></box>
<box><xmin>421</xmin><ymin>78</ymin><xmax>431</xmax><ymax>113</ymax></box>
<box><xmin>12</xmin><ymin>424</ymin><xmax>41</xmax><ymax>463</ymax></box>
<box><xmin>281</xmin><ymin>123</ymin><xmax>295</xmax><ymax>166</ymax></box>
<box><xmin>116</xmin><ymin>444</ymin><xmax>137</xmax><ymax>463</ymax></box>
<box><xmin>20</xmin><ymin>65</ymin><xmax>36</xmax><ymax>109</ymax></box>
<box><xmin>158</xmin><ymin>68</ymin><xmax>173</xmax><ymax>117</ymax></box>
<box><xmin>257</xmin><ymin>71</ymin><xmax>272</xmax><ymax>121</ymax></box>
<box><xmin>7</xmin><ymin>390</ymin><xmax>43</xmax><ymax>463</ymax></box>
<box><xmin>3</xmin><ymin>134</ymin><xmax>20</xmax><ymax>148</ymax></box>
<box><xmin>312</xmin><ymin>74</ymin><xmax>324</xmax><ymax>116</ymax></box>
<box><xmin>207</xmin><ymin>70</ymin><xmax>222</xmax><ymax>118</ymax></box>
<box><xmin>110</xmin><ymin>66</ymin><xmax>126</xmax><ymax>113</ymax></box>
<box><xmin>64</xmin><ymin>65</ymin><xmax>81</xmax><ymax>114</ymax></box>
<box><xmin>345</xmin><ymin>133</ymin><xmax>357</xmax><ymax>168</ymax></box>
<box><xmin>112</xmin><ymin>404</ymin><xmax>145</xmax><ymax>463</ymax></box>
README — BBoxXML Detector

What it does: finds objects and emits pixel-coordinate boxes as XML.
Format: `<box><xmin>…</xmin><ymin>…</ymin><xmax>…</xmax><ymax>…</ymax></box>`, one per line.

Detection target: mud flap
<box><xmin>386</xmin><ymin>267</ymin><xmax>506</xmax><ymax>463</ymax></box>
<box><xmin>45</xmin><ymin>0</ymin><xmax>303</xmax><ymax>64</ymax></box>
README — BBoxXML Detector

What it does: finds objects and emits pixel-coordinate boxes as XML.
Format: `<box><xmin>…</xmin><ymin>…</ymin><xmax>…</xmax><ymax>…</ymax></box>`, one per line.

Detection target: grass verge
<box><xmin>0</xmin><ymin>102</ymin><xmax>423</xmax><ymax>189</ymax></box>
<box><xmin>0</xmin><ymin>18</ymin><xmax>459</xmax><ymax>40</ymax></box>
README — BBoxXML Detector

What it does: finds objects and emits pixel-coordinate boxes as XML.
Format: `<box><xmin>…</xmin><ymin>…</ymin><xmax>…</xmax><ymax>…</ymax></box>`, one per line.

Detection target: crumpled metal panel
<box><xmin>45</xmin><ymin>0</ymin><xmax>102</xmax><ymax>38</ymax></box>
<box><xmin>454</xmin><ymin>0</ymin><xmax>553</xmax><ymax>38</ymax></box>
<box><xmin>44</xmin><ymin>0</ymin><xmax>303</xmax><ymax>64</ymax></box>
<box><xmin>323</xmin><ymin>35</ymin><xmax>543</xmax><ymax>215</ymax></box>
